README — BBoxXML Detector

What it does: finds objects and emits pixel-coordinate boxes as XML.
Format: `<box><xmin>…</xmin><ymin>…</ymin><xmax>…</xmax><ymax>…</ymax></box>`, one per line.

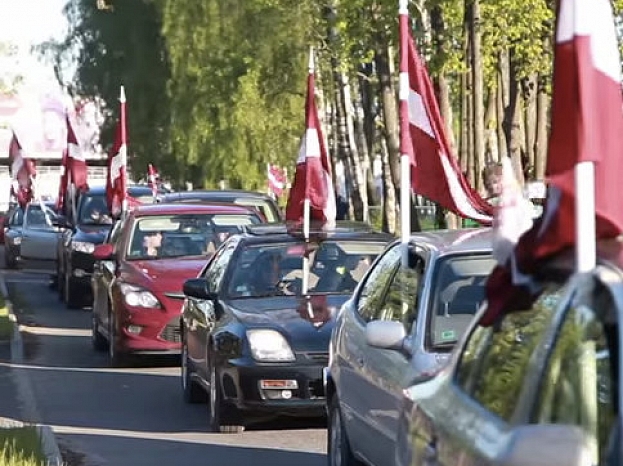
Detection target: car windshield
<box><xmin>227</xmin><ymin>240</ymin><xmax>386</xmax><ymax>298</ymax></box>
<box><xmin>78</xmin><ymin>195</ymin><xmax>113</xmax><ymax>225</ymax></box>
<box><xmin>25</xmin><ymin>204</ymin><xmax>58</xmax><ymax>229</ymax></box>
<box><xmin>126</xmin><ymin>213</ymin><xmax>261</xmax><ymax>260</ymax></box>
<box><xmin>429</xmin><ymin>254</ymin><xmax>496</xmax><ymax>347</ymax></box>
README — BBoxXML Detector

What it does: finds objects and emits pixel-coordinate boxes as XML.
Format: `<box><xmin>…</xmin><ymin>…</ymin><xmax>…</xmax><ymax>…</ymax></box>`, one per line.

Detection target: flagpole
<box><xmin>575</xmin><ymin>161</ymin><xmax>596</xmax><ymax>272</ymax></box>
<box><xmin>302</xmin><ymin>47</ymin><xmax>314</xmax><ymax>296</ymax></box>
<box><xmin>399</xmin><ymin>0</ymin><xmax>411</xmax><ymax>272</ymax></box>
<box><xmin>119</xmin><ymin>85</ymin><xmax>128</xmax><ymax>217</ymax></box>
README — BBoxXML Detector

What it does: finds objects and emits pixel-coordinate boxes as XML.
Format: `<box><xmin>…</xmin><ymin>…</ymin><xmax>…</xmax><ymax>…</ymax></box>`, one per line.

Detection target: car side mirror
<box><xmin>497</xmin><ymin>424</ymin><xmax>594</xmax><ymax>466</ymax></box>
<box><xmin>93</xmin><ymin>243</ymin><xmax>114</xmax><ymax>261</ymax></box>
<box><xmin>365</xmin><ymin>320</ymin><xmax>411</xmax><ymax>356</ymax></box>
<box><xmin>183</xmin><ymin>278</ymin><xmax>216</xmax><ymax>300</ymax></box>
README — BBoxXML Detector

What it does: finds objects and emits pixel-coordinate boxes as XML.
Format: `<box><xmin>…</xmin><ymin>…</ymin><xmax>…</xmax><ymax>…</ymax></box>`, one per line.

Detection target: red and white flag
<box><xmin>399</xmin><ymin>12</ymin><xmax>493</xmax><ymax>224</ymax></box>
<box><xmin>481</xmin><ymin>0</ymin><xmax>623</xmax><ymax>326</ymax></box>
<box><xmin>8</xmin><ymin>132</ymin><xmax>36</xmax><ymax>208</ymax></box>
<box><xmin>268</xmin><ymin>164</ymin><xmax>287</xmax><ymax>197</ymax></box>
<box><xmin>106</xmin><ymin>86</ymin><xmax>128</xmax><ymax>218</ymax></box>
<box><xmin>285</xmin><ymin>57</ymin><xmax>336</xmax><ymax>232</ymax></box>
<box><xmin>58</xmin><ymin>115</ymin><xmax>90</xmax><ymax>214</ymax></box>
<box><xmin>148</xmin><ymin>163</ymin><xmax>159</xmax><ymax>198</ymax></box>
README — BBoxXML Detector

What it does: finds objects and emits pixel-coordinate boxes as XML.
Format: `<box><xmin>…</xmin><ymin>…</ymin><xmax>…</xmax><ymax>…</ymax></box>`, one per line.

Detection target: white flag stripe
<box><xmin>438</xmin><ymin>154</ymin><xmax>493</xmax><ymax>222</ymax></box>
<box><xmin>296</xmin><ymin>128</ymin><xmax>321</xmax><ymax>164</ymax></box>
<box><xmin>110</xmin><ymin>145</ymin><xmax>126</xmax><ymax>183</ymax></box>
<box><xmin>68</xmin><ymin>142</ymin><xmax>85</xmax><ymax>162</ymax></box>
<box><xmin>557</xmin><ymin>0</ymin><xmax>620</xmax><ymax>81</ymax></box>
<box><xmin>407</xmin><ymin>89</ymin><xmax>434</xmax><ymax>138</ymax></box>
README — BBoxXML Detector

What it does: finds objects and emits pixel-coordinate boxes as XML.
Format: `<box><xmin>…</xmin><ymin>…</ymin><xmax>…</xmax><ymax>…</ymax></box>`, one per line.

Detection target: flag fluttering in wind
<box><xmin>285</xmin><ymin>50</ymin><xmax>336</xmax><ymax>233</ymax></box>
<box><xmin>148</xmin><ymin>163</ymin><xmax>159</xmax><ymax>199</ymax></box>
<box><xmin>399</xmin><ymin>8</ymin><xmax>493</xmax><ymax>225</ymax></box>
<box><xmin>481</xmin><ymin>0</ymin><xmax>623</xmax><ymax>326</ymax></box>
<box><xmin>106</xmin><ymin>86</ymin><xmax>129</xmax><ymax>218</ymax></box>
<box><xmin>58</xmin><ymin>115</ymin><xmax>90</xmax><ymax>215</ymax></box>
<box><xmin>267</xmin><ymin>164</ymin><xmax>287</xmax><ymax>197</ymax></box>
<box><xmin>8</xmin><ymin>132</ymin><xmax>36</xmax><ymax>208</ymax></box>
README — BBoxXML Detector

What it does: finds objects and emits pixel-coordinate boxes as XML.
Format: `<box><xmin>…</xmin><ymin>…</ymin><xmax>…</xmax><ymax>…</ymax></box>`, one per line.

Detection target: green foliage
<box><xmin>0</xmin><ymin>428</ymin><xmax>45</xmax><ymax>466</ymax></box>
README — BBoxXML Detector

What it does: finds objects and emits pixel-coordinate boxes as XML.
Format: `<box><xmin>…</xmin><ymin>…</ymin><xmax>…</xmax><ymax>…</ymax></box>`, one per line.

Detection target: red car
<box><xmin>90</xmin><ymin>203</ymin><xmax>263</xmax><ymax>366</ymax></box>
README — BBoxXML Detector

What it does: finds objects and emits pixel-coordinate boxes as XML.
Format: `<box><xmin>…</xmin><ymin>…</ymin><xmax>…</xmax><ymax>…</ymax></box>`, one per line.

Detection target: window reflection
<box><xmin>456</xmin><ymin>283</ymin><xmax>564</xmax><ymax>421</ymax></box>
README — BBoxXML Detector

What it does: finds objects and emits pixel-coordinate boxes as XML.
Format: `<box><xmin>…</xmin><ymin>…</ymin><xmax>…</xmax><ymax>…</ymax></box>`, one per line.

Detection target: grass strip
<box><xmin>0</xmin><ymin>295</ymin><xmax>12</xmax><ymax>341</ymax></box>
<box><xmin>0</xmin><ymin>426</ymin><xmax>46</xmax><ymax>465</ymax></box>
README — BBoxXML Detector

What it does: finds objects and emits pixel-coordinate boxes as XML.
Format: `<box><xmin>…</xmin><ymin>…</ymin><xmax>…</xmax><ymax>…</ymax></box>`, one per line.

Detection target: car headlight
<box><xmin>71</xmin><ymin>241</ymin><xmax>96</xmax><ymax>253</ymax></box>
<box><xmin>246</xmin><ymin>329</ymin><xmax>295</xmax><ymax>362</ymax></box>
<box><xmin>118</xmin><ymin>283</ymin><xmax>161</xmax><ymax>309</ymax></box>
<box><xmin>12</xmin><ymin>236</ymin><xmax>21</xmax><ymax>246</ymax></box>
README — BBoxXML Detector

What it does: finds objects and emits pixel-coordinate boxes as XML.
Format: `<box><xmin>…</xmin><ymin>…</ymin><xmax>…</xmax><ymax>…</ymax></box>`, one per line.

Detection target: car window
<box><xmin>206</xmin><ymin>241</ymin><xmax>237</xmax><ymax>293</ymax></box>
<box><xmin>25</xmin><ymin>205</ymin><xmax>57</xmax><ymax>230</ymax></box>
<box><xmin>531</xmin><ymin>293</ymin><xmax>616</xmax><ymax>465</ymax></box>
<box><xmin>9</xmin><ymin>208</ymin><xmax>23</xmax><ymax>226</ymax></box>
<box><xmin>225</xmin><ymin>240</ymin><xmax>386</xmax><ymax>298</ymax></box>
<box><xmin>428</xmin><ymin>254</ymin><xmax>496</xmax><ymax>346</ymax></box>
<box><xmin>356</xmin><ymin>244</ymin><xmax>402</xmax><ymax>322</ymax></box>
<box><xmin>232</xmin><ymin>198</ymin><xmax>279</xmax><ymax>222</ymax></box>
<box><xmin>78</xmin><ymin>194</ymin><xmax>112</xmax><ymax>225</ymax></box>
<box><xmin>455</xmin><ymin>282</ymin><xmax>566</xmax><ymax>422</ymax></box>
<box><xmin>373</xmin><ymin>251</ymin><xmax>425</xmax><ymax>331</ymax></box>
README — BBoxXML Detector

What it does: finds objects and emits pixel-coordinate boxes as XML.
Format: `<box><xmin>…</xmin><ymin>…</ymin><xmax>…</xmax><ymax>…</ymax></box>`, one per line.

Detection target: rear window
<box><xmin>428</xmin><ymin>254</ymin><xmax>496</xmax><ymax>347</ymax></box>
<box><xmin>78</xmin><ymin>194</ymin><xmax>113</xmax><ymax>225</ymax></box>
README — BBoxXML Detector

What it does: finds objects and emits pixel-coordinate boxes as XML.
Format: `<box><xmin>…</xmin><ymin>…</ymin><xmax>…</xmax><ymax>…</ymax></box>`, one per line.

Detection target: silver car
<box><xmin>17</xmin><ymin>203</ymin><xmax>61</xmax><ymax>269</ymax></box>
<box><xmin>326</xmin><ymin>228</ymin><xmax>495</xmax><ymax>466</ymax></box>
<box><xmin>393</xmin><ymin>247</ymin><xmax>621</xmax><ymax>466</ymax></box>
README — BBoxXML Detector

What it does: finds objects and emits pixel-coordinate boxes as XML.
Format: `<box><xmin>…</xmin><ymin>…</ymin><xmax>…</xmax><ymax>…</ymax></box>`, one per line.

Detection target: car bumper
<box><xmin>220</xmin><ymin>359</ymin><xmax>326</xmax><ymax>416</ymax></box>
<box><xmin>115</xmin><ymin>300</ymin><xmax>183</xmax><ymax>355</ymax></box>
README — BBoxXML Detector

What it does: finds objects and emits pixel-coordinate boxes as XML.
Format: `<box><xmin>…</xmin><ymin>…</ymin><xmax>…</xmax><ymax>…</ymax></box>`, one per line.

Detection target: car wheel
<box><xmin>328</xmin><ymin>395</ymin><xmax>362</xmax><ymax>466</ymax></box>
<box><xmin>208</xmin><ymin>351</ymin><xmax>243</xmax><ymax>434</ymax></box>
<box><xmin>91</xmin><ymin>314</ymin><xmax>107</xmax><ymax>352</ymax></box>
<box><xmin>182</xmin><ymin>339</ymin><xmax>205</xmax><ymax>404</ymax></box>
<box><xmin>108</xmin><ymin>314</ymin><xmax>127</xmax><ymax>367</ymax></box>
<box><xmin>64</xmin><ymin>272</ymin><xmax>81</xmax><ymax>309</ymax></box>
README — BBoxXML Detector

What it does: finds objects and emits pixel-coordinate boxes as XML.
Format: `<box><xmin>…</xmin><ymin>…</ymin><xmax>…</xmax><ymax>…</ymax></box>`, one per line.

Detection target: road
<box><xmin>0</xmin><ymin>247</ymin><xmax>327</xmax><ymax>466</ymax></box>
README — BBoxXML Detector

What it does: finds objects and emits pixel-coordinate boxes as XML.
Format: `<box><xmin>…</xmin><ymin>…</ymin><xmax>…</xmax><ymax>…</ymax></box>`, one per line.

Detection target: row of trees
<box><xmin>42</xmin><ymin>0</ymin><xmax>623</xmax><ymax>233</ymax></box>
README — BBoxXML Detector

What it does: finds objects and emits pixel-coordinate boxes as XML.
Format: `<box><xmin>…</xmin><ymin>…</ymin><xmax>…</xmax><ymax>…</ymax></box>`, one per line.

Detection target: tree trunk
<box><xmin>380</xmin><ymin>137</ymin><xmax>397</xmax><ymax>235</ymax></box>
<box><xmin>523</xmin><ymin>74</ymin><xmax>538</xmax><ymax>180</ymax></box>
<box><xmin>484</xmin><ymin>86</ymin><xmax>497</xmax><ymax>164</ymax></box>
<box><xmin>535</xmin><ymin>73</ymin><xmax>549</xmax><ymax>180</ymax></box>
<box><xmin>496</xmin><ymin>50</ymin><xmax>509</xmax><ymax>161</ymax></box>
<box><xmin>469</xmin><ymin>0</ymin><xmax>485</xmax><ymax>193</ymax></box>
<box><xmin>504</xmin><ymin>51</ymin><xmax>525</xmax><ymax>185</ymax></box>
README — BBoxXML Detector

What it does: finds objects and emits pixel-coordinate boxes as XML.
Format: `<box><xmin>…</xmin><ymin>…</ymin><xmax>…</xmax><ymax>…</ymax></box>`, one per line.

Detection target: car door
<box><xmin>408</xmin><ymin>281</ymin><xmax>570</xmax><ymax>466</ymax></box>
<box><xmin>20</xmin><ymin>205</ymin><xmax>59</xmax><ymax>260</ymax></box>
<box><xmin>93</xmin><ymin>220</ymin><xmax>123</xmax><ymax>332</ymax></box>
<box><xmin>186</xmin><ymin>240</ymin><xmax>237</xmax><ymax>381</ymax></box>
<box><xmin>355</xmin><ymin>249</ymin><xmax>426</xmax><ymax>466</ymax></box>
<box><xmin>335</xmin><ymin>243</ymin><xmax>402</xmax><ymax>462</ymax></box>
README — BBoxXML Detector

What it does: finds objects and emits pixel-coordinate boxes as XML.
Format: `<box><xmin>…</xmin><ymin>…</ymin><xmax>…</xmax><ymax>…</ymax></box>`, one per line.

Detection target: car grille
<box><xmin>160</xmin><ymin>316</ymin><xmax>181</xmax><ymax>343</ymax></box>
<box><xmin>303</xmin><ymin>352</ymin><xmax>329</xmax><ymax>365</ymax></box>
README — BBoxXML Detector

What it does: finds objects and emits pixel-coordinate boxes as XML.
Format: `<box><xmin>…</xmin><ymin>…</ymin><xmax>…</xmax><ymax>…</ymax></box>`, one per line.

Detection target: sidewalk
<box><xmin>0</xmin><ymin>271</ymin><xmax>63</xmax><ymax>464</ymax></box>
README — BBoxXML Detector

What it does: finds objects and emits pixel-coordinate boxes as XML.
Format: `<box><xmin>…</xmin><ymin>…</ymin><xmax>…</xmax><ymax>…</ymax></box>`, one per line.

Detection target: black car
<box><xmin>56</xmin><ymin>185</ymin><xmax>159</xmax><ymax>308</ymax></box>
<box><xmin>180</xmin><ymin>223</ymin><xmax>393</xmax><ymax>433</ymax></box>
<box><xmin>159</xmin><ymin>189</ymin><xmax>282</xmax><ymax>223</ymax></box>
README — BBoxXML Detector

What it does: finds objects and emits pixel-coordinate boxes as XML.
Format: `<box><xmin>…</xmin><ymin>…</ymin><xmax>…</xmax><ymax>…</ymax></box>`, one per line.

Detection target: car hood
<box><xmin>225</xmin><ymin>295</ymin><xmax>348</xmax><ymax>350</ymax></box>
<box><xmin>74</xmin><ymin>224</ymin><xmax>111</xmax><ymax>244</ymax></box>
<box><xmin>121</xmin><ymin>257</ymin><xmax>207</xmax><ymax>294</ymax></box>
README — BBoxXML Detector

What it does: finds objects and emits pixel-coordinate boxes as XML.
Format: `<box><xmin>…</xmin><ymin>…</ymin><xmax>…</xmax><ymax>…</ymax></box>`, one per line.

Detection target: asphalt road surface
<box><xmin>0</xmin><ymin>247</ymin><xmax>327</xmax><ymax>466</ymax></box>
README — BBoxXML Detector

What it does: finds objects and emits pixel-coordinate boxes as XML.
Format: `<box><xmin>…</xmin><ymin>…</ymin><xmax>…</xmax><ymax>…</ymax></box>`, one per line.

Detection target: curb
<box><xmin>0</xmin><ymin>273</ymin><xmax>63</xmax><ymax>465</ymax></box>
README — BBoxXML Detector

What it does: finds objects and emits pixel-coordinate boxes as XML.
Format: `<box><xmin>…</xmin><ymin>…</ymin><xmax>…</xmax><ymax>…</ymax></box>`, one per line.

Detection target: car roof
<box><xmin>161</xmin><ymin>189</ymin><xmax>275</xmax><ymax>201</ymax></box>
<box><xmin>83</xmin><ymin>184</ymin><xmax>156</xmax><ymax>196</ymax></box>
<box><xmin>238</xmin><ymin>222</ymin><xmax>394</xmax><ymax>244</ymax></box>
<box><xmin>130</xmin><ymin>203</ymin><xmax>263</xmax><ymax>217</ymax></box>
<box><xmin>403</xmin><ymin>228</ymin><xmax>493</xmax><ymax>255</ymax></box>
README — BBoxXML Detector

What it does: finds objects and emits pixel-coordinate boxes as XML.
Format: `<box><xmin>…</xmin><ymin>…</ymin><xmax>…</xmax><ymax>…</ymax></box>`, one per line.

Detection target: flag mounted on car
<box><xmin>481</xmin><ymin>0</ymin><xmax>623</xmax><ymax>326</ymax></box>
<box><xmin>148</xmin><ymin>163</ymin><xmax>159</xmax><ymax>199</ymax></box>
<box><xmin>399</xmin><ymin>13</ymin><xmax>493</xmax><ymax>225</ymax></box>
<box><xmin>285</xmin><ymin>49</ymin><xmax>336</xmax><ymax>235</ymax></box>
<box><xmin>268</xmin><ymin>164</ymin><xmax>287</xmax><ymax>197</ymax></box>
<box><xmin>107</xmin><ymin>86</ymin><xmax>129</xmax><ymax>219</ymax></box>
<box><xmin>58</xmin><ymin>114</ymin><xmax>90</xmax><ymax>215</ymax></box>
<box><xmin>8</xmin><ymin>132</ymin><xmax>36</xmax><ymax>208</ymax></box>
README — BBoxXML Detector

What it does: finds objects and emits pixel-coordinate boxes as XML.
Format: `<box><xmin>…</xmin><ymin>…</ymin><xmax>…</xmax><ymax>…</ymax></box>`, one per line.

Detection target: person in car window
<box><xmin>142</xmin><ymin>231</ymin><xmax>163</xmax><ymax>257</ymax></box>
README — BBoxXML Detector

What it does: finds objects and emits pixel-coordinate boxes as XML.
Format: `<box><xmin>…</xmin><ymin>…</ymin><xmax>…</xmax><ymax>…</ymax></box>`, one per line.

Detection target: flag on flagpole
<box><xmin>58</xmin><ymin>115</ymin><xmax>90</xmax><ymax>216</ymax></box>
<box><xmin>148</xmin><ymin>163</ymin><xmax>159</xmax><ymax>199</ymax></box>
<box><xmin>8</xmin><ymin>132</ymin><xmax>36</xmax><ymax>208</ymax></box>
<box><xmin>399</xmin><ymin>12</ymin><xmax>493</xmax><ymax>225</ymax></box>
<box><xmin>285</xmin><ymin>51</ymin><xmax>336</xmax><ymax>234</ymax></box>
<box><xmin>107</xmin><ymin>86</ymin><xmax>129</xmax><ymax>218</ymax></box>
<box><xmin>268</xmin><ymin>164</ymin><xmax>287</xmax><ymax>197</ymax></box>
<box><xmin>481</xmin><ymin>0</ymin><xmax>623</xmax><ymax>326</ymax></box>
